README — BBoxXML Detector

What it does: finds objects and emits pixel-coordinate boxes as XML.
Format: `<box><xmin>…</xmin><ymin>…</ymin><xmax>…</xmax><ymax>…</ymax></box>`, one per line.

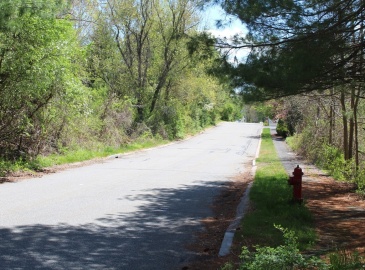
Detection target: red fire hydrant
<box><xmin>288</xmin><ymin>165</ymin><xmax>303</xmax><ymax>203</ymax></box>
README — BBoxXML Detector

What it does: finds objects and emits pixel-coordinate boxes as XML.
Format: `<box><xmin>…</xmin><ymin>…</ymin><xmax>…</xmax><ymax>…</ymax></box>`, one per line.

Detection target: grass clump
<box><xmin>0</xmin><ymin>158</ymin><xmax>40</xmax><ymax>177</ymax></box>
<box><xmin>328</xmin><ymin>249</ymin><xmax>364</xmax><ymax>270</ymax></box>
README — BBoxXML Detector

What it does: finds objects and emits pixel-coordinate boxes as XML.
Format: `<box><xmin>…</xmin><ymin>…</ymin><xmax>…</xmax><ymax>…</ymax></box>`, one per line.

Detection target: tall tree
<box><xmin>209</xmin><ymin>0</ymin><xmax>365</xmax><ymax>100</ymax></box>
<box><xmin>90</xmin><ymin>0</ymin><xmax>199</xmax><ymax>122</ymax></box>
<box><xmin>0</xmin><ymin>0</ymin><xmax>83</xmax><ymax>158</ymax></box>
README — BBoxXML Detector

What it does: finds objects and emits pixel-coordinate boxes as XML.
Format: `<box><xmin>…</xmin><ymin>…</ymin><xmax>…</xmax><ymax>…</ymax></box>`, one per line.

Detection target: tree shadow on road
<box><xmin>0</xmin><ymin>180</ymin><xmax>227</xmax><ymax>270</ymax></box>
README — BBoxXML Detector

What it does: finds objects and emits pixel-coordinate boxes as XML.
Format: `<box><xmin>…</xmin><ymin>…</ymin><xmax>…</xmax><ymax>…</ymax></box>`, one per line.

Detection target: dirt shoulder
<box><xmin>184</xmin><ymin>170</ymin><xmax>253</xmax><ymax>270</ymax></box>
<box><xmin>303</xmin><ymin>167</ymin><xmax>365</xmax><ymax>257</ymax></box>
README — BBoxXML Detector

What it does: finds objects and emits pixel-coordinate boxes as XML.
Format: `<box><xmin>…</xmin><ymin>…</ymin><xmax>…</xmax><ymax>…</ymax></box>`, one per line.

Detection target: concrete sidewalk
<box><xmin>269</xmin><ymin>123</ymin><xmax>323</xmax><ymax>182</ymax></box>
<box><xmin>269</xmin><ymin>123</ymin><xmax>305</xmax><ymax>174</ymax></box>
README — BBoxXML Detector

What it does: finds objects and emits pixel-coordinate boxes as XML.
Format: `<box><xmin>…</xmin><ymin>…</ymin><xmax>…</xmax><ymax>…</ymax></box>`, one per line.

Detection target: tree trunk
<box><xmin>349</xmin><ymin>87</ymin><xmax>355</xmax><ymax>159</ymax></box>
<box><xmin>329</xmin><ymin>88</ymin><xmax>334</xmax><ymax>145</ymax></box>
<box><xmin>354</xmin><ymin>85</ymin><xmax>361</xmax><ymax>168</ymax></box>
<box><xmin>340</xmin><ymin>89</ymin><xmax>349</xmax><ymax>160</ymax></box>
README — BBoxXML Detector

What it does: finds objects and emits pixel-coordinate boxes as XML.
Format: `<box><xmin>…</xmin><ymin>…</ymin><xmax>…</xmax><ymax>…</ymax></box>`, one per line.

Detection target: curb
<box><xmin>218</xmin><ymin>126</ymin><xmax>262</xmax><ymax>257</ymax></box>
<box><xmin>218</xmin><ymin>182</ymin><xmax>253</xmax><ymax>256</ymax></box>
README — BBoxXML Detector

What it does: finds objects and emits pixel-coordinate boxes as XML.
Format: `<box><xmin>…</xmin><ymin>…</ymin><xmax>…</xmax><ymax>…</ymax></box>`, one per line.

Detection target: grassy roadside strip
<box><xmin>0</xmin><ymin>123</ymin><xmax>224</xmax><ymax>177</ymax></box>
<box><xmin>0</xmin><ymin>123</ymin><xmax>220</xmax><ymax>178</ymax></box>
<box><xmin>0</xmin><ymin>138</ymin><xmax>168</xmax><ymax>177</ymax></box>
<box><xmin>37</xmin><ymin>138</ymin><xmax>169</xmax><ymax>167</ymax></box>
<box><xmin>236</xmin><ymin>127</ymin><xmax>315</xmax><ymax>249</ymax></box>
<box><xmin>223</xmin><ymin>128</ymin><xmax>365</xmax><ymax>269</ymax></box>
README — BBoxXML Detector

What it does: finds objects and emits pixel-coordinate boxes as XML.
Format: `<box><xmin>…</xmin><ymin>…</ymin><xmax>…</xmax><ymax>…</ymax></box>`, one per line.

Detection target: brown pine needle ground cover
<box><xmin>303</xmin><ymin>162</ymin><xmax>365</xmax><ymax>257</ymax></box>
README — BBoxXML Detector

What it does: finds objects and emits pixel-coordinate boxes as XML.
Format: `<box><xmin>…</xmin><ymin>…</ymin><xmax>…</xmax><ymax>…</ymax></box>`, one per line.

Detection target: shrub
<box><xmin>223</xmin><ymin>226</ymin><xmax>365</xmax><ymax>270</ymax></box>
<box><xmin>231</xmin><ymin>225</ymin><xmax>325</xmax><ymax>270</ymax></box>
<box><xmin>316</xmin><ymin>144</ymin><xmax>347</xmax><ymax>180</ymax></box>
<box><xmin>329</xmin><ymin>249</ymin><xmax>364</xmax><ymax>270</ymax></box>
<box><xmin>276</xmin><ymin>119</ymin><xmax>289</xmax><ymax>137</ymax></box>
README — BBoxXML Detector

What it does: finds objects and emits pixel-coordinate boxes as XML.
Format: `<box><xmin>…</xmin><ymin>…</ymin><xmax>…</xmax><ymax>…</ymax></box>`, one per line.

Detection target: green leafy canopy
<box><xmin>206</xmin><ymin>0</ymin><xmax>365</xmax><ymax>101</ymax></box>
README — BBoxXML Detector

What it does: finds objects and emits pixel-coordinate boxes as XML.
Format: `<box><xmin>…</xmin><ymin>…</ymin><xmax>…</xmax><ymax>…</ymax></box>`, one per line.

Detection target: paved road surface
<box><xmin>0</xmin><ymin>122</ymin><xmax>262</xmax><ymax>270</ymax></box>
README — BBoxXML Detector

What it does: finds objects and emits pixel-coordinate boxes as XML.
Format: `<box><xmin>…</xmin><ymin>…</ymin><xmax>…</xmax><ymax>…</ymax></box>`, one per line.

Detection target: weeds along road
<box><xmin>0</xmin><ymin>122</ymin><xmax>262</xmax><ymax>270</ymax></box>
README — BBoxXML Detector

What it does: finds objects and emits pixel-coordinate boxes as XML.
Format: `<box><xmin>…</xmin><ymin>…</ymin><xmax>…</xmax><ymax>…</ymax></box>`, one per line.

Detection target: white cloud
<box><xmin>199</xmin><ymin>5</ymin><xmax>250</xmax><ymax>63</ymax></box>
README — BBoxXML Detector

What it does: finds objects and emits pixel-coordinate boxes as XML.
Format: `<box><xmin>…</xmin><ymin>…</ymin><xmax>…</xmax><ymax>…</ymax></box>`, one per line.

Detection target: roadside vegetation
<box><xmin>283</xmin><ymin>93</ymin><xmax>365</xmax><ymax>196</ymax></box>
<box><xmin>0</xmin><ymin>137</ymin><xmax>168</xmax><ymax>176</ymax></box>
<box><xmin>264</xmin><ymin>94</ymin><xmax>365</xmax><ymax>197</ymax></box>
<box><xmin>0</xmin><ymin>0</ymin><xmax>243</xmax><ymax>177</ymax></box>
<box><xmin>200</xmin><ymin>0</ymin><xmax>365</xmax><ymax>196</ymax></box>
<box><xmin>245</xmin><ymin>94</ymin><xmax>365</xmax><ymax>197</ymax></box>
<box><xmin>222</xmin><ymin>128</ymin><xmax>364</xmax><ymax>269</ymax></box>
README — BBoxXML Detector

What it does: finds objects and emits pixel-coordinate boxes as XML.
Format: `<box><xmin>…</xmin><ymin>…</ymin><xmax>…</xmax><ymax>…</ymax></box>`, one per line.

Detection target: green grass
<box><xmin>0</xmin><ymin>138</ymin><xmax>168</xmax><ymax>176</ymax></box>
<box><xmin>237</xmin><ymin>128</ymin><xmax>316</xmax><ymax>250</ymax></box>
<box><xmin>36</xmin><ymin>138</ymin><xmax>168</xmax><ymax>167</ymax></box>
<box><xmin>0</xmin><ymin>158</ymin><xmax>38</xmax><ymax>177</ymax></box>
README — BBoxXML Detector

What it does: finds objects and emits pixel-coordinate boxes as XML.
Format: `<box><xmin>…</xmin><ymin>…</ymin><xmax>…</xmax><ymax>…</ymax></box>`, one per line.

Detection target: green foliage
<box><xmin>215</xmin><ymin>0</ymin><xmax>364</xmax><ymax>101</ymax></box>
<box><xmin>355</xmin><ymin>172</ymin><xmax>365</xmax><ymax>197</ymax></box>
<box><xmin>87</xmin><ymin>0</ymin><xmax>201</xmax><ymax>122</ymax></box>
<box><xmin>221</xmin><ymin>102</ymin><xmax>242</xmax><ymax>121</ymax></box>
<box><xmin>237</xmin><ymin>226</ymin><xmax>325</xmax><ymax>270</ymax></box>
<box><xmin>285</xmin><ymin>135</ymin><xmax>300</xmax><ymax>152</ymax></box>
<box><xmin>287</xmin><ymin>128</ymin><xmax>323</xmax><ymax>162</ymax></box>
<box><xmin>0</xmin><ymin>0</ymin><xmax>83</xmax><ymax>159</ymax></box>
<box><xmin>315</xmin><ymin>144</ymin><xmax>354</xmax><ymax>181</ymax></box>
<box><xmin>234</xmin><ymin>39</ymin><xmax>338</xmax><ymax>101</ymax></box>
<box><xmin>284</xmin><ymin>101</ymin><xmax>303</xmax><ymax>135</ymax></box>
<box><xmin>224</xmin><ymin>228</ymin><xmax>365</xmax><ymax>270</ymax></box>
<box><xmin>328</xmin><ymin>249</ymin><xmax>364</xmax><ymax>270</ymax></box>
<box><xmin>254</xmin><ymin>103</ymin><xmax>275</xmax><ymax>121</ymax></box>
<box><xmin>84</xmin><ymin>0</ymin><xmax>236</xmax><ymax>142</ymax></box>
<box><xmin>186</xmin><ymin>32</ymin><xmax>217</xmax><ymax>60</ymax></box>
<box><xmin>147</xmin><ymin>104</ymin><xmax>187</xmax><ymax>140</ymax></box>
<box><xmin>221</xmin><ymin>103</ymin><xmax>235</xmax><ymax>121</ymax></box>
<box><xmin>0</xmin><ymin>158</ymin><xmax>41</xmax><ymax>177</ymax></box>
<box><xmin>276</xmin><ymin>119</ymin><xmax>289</xmax><ymax>137</ymax></box>
<box><xmin>36</xmin><ymin>138</ymin><xmax>168</xmax><ymax>168</ymax></box>
<box><xmin>242</xmin><ymin>103</ymin><xmax>267</xmax><ymax>123</ymax></box>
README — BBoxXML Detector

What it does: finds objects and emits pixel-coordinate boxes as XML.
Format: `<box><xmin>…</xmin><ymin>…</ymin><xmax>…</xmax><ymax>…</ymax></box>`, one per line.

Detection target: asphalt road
<box><xmin>0</xmin><ymin>122</ymin><xmax>262</xmax><ymax>270</ymax></box>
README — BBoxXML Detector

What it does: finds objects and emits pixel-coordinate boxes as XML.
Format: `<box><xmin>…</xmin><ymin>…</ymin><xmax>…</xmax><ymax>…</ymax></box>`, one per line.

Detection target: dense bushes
<box><xmin>0</xmin><ymin>0</ymin><xmax>243</xmax><ymax>168</ymax></box>
<box><xmin>270</xmin><ymin>92</ymin><xmax>365</xmax><ymax>195</ymax></box>
<box><xmin>276</xmin><ymin>119</ymin><xmax>289</xmax><ymax>137</ymax></box>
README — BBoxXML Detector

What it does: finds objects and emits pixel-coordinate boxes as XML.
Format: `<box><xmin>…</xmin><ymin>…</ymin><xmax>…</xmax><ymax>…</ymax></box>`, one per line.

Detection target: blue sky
<box><xmin>200</xmin><ymin>5</ymin><xmax>246</xmax><ymax>35</ymax></box>
<box><xmin>200</xmin><ymin>5</ymin><xmax>249</xmax><ymax>62</ymax></box>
